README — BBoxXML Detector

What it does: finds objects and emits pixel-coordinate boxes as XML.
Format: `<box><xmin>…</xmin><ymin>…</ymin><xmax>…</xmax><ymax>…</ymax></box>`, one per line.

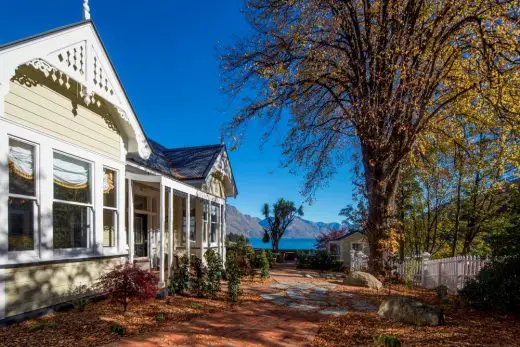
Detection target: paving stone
<box><xmin>308</xmin><ymin>295</ymin><xmax>327</xmax><ymax>302</ymax></box>
<box><xmin>288</xmin><ymin>303</ymin><xmax>319</xmax><ymax>312</ymax></box>
<box><xmin>313</xmin><ymin>287</ymin><xmax>329</xmax><ymax>293</ymax></box>
<box><xmin>293</xmin><ymin>283</ymin><xmax>315</xmax><ymax>290</ymax></box>
<box><xmin>271</xmin><ymin>283</ymin><xmax>290</xmax><ymax>289</ymax></box>
<box><xmin>338</xmin><ymin>292</ymin><xmax>356</xmax><ymax>297</ymax></box>
<box><xmin>261</xmin><ymin>294</ymin><xmax>276</xmax><ymax>300</ymax></box>
<box><xmin>319</xmin><ymin>308</ymin><xmax>349</xmax><ymax>316</ymax></box>
<box><xmin>273</xmin><ymin>297</ymin><xmax>290</xmax><ymax>305</ymax></box>
<box><xmin>287</xmin><ymin>291</ymin><xmax>305</xmax><ymax>299</ymax></box>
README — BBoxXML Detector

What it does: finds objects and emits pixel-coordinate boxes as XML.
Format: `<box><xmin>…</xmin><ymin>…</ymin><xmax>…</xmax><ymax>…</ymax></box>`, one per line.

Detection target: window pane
<box><xmin>190</xmin><ymin>215</ymin><xmax>196</xmax><ymax>242</ymax></box>
<box><xmin>210</xmin><ymin>222</ymin><xmax>216</xmax><ymax>243</ymax></box>
<box><xmin>103</xmin><ymin>209</ymin><xmax>116</xmax><ymax>247</ymax></box>
<box><xmin>53</xmin><ymin>202</ymin><xmax>89</xmax><ymax>248</ymax></box>
<box><xmin>8</xmin><ymin>198</ymin><xmax>34</xmax><ymax>251</ymax></box>
<box><xmin>134</xmin><ymin>195</ymin><xmax>147</xmax><ymax>210</ymax></box>
<box><xmin>182</xmin><ymin>209</ymin><xmax>196</xmax><ymax>242</ymax></box>
<box><xmin>103</xmin><ymin>169</ymin><xmax>116</xmax><ymax>207</ymax></box>
<box><xmin>210</xmin><ymin>204</ymin><xmax>217</xmax><ymax>222</ymax></box>
<box><xmin>9</xmin><ymin>139</ymin><xmax>35</xmax><ymax>196</ymax></box>
<box><xmin>53</xmin><ymin>153</ymin><xmax>91</xmax><ymax>203</ymax></box>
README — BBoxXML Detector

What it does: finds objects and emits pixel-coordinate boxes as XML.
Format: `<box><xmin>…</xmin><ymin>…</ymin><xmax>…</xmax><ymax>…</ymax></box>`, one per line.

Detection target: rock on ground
<box><xmin>378</xmin><ymin>297</ymin><xmax>443</xmax><ymax>326</ymax></box>
<box><xmin>343</xmin><ymin>271</ymin><xmax>383</xmax><ymax>289</ymax></box>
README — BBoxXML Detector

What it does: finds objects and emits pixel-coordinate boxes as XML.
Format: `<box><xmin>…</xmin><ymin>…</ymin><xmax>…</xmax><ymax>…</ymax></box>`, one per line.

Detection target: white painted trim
<box><xmin>127</xmin><ymin>178</ymin><xmax>134</xmax><ymax>263</ymax></box>
<box><xmin>0</xmin><ymin>22</ymin><xmax>150</xmax><ymax>159</ymax></box>
<box><xmin>0</xmin><ymin>268</ymin><xmax>5</xmax><ymax>320</ymax></box>
<box><xmin>167</xmin><ymin>187</ymin><xmax>173</xmax><ymax>277</ymax></box>
<box><xmin>158</xmin><ymin>180</ymin><xmax>165</xmax><ymax>287</ymax></box>
<box><xmin>185</xmin><ymin>194</ymin><xmax>190</xmax><ymax>258</ymax></box>
<box><xmin>0</xmin><ymin>119</ymin><xmax>127</xmax><ymax>266</ymax></box>
<box><xmin>0</xmin><ymin>125</ymin><xmax>8</xmax><ymax>263</ymax></box>
<box><xmin>125</xmin><ymin>170</ymin><xmax>225</xmax><ymax>205</ymax></box>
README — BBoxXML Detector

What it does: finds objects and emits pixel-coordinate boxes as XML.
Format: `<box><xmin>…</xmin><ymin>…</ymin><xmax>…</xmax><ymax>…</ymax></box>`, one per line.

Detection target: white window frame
<box><xmin>52</xmin><ymin>150</ymin><xmax>94</xmax><ymax>253</ymax></box>
<box><xmin>0</xmin><ymin>118</ymin><xmax>128</xmax><ymax>265</ymax></box>
<box><xmin>203</xmin><ymin>200</ymin><xmax>208</xmax><ymax>244</ymax></box>
<box><xmin>182</xmin><ymin>207</ymin><xmax>196</xmax><ymax>246</ymax></box>
<box><xmin>351</xmin><ymin>243</ymin><xmax>361</xmax><ymax>252</ymax></box>
<box><xmin>102</xmin><ymin>167</ymin><xmax>118</xmax><ymax>249</ymax></box>
<box><xmin>210</xmin><ymin>202</ymin><xmax>218</xmax><ymax>247</ymax></box>
<box><xmin>7</xmin><ymin>136</ymin><xmax>40</xmax><ymax>260</ymax></box>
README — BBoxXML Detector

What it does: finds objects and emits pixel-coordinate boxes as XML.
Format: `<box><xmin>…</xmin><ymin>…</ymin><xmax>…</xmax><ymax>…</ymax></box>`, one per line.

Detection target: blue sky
<box><xmin>0</xmin><ymin>1</ymin><xmax>355</xmax><ymax>223</ymax></box>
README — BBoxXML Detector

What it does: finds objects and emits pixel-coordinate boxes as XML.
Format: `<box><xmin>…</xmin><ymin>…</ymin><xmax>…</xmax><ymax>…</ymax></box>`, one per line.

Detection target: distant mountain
<box><xmin>225</xmin><ymin>204</ymin><xmax>341</xmax><ymax>239</ymax></box>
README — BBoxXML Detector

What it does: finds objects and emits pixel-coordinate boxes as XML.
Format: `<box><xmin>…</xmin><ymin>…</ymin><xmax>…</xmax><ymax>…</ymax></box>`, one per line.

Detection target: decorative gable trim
<box><xmin>0</xmin><ymin>21</ymin><xmax>151</xmax><ymax>159</ymax></box>
<box><xmin>205</xmin><ymin>149</ymin><xmax>237</xmax><ymax>197</ymax></box>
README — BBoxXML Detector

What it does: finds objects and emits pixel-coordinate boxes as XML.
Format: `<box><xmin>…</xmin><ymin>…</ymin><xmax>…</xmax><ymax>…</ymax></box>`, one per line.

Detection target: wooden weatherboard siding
<box><xmin>5</xmin><ymin>78</ymin><xmax>121</xmax><ymax>160</ymax></box>
<box><xmin>4</xmin><ymin>257</ymin><xmax>123</xmax><ymax>317</ymax></box>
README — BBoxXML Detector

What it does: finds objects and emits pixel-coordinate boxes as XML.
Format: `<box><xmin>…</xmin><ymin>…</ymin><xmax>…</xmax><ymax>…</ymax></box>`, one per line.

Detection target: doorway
<box><xmin>134</xmin><ymin>214</ymin><xmax>148</xmax><ymax>258</ymax></box>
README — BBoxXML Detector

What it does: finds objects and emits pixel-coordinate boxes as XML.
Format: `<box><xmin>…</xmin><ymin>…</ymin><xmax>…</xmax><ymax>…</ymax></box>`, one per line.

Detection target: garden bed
<box><xmin>0</xmin><ymin>290</ymin><xmax>262</xmax><ymax>347</ymax></box>
<box><xmin>312</xmin><ymin>283</ymin><xmax>520</xmax><ymax>346</ymax></box>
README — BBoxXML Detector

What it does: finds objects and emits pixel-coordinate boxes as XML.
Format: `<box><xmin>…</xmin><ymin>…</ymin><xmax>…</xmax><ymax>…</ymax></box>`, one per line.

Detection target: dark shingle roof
<box><xmin>331</xmin><ymin>230</ymin><xmax>367</xmax><ymax>241</ymax></box>
<box><xmin>164</xmin><ymin>144</ymin><xmax>224</xmax><ymax>180</ymax></box>
<box><xmin>128</xmin><ymin>140</ymin><xmax>225</xmax><ymax>181</ymax></box>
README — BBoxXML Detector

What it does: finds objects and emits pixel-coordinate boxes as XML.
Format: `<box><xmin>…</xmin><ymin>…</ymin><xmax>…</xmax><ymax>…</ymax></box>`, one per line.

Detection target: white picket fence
<box><xmin>350</xmin><ymin>251</ymin><xmax>369</xmax><ymax>271</ymax></box>
<box><xmin>395</xmin><ymin>255</ymin><xmax>487</xmax><ymax>293</ymax></box>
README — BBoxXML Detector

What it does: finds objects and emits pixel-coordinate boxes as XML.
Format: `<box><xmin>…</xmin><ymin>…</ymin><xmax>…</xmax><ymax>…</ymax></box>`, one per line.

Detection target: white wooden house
<box><xmin>328</xmin><ymin>231</ymin><xmax>369</xmax><ymax>269</ymax></box>
<box><xmin>0</xmin><ymin>4</ymin><xmax>236</xmax><ymax>321</ymax></box>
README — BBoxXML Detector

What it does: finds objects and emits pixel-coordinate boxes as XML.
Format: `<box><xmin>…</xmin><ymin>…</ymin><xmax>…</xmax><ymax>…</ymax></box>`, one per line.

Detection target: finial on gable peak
<box><xmin>83</xmin><ymin>0</ymin><xmax>91</xmax><ymax>21</ymax></box>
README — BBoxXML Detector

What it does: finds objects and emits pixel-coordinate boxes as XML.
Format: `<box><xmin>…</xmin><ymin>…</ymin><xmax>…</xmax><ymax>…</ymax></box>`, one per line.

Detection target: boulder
<box><xmin>343</xmin><ymin>271</ymin><xmax>383</xmax><ymax>289</ymax></box>
<box><xmin>378</xmin><ymin>297</ymin><xmax>443</xmax><ymax>326</ymax></box>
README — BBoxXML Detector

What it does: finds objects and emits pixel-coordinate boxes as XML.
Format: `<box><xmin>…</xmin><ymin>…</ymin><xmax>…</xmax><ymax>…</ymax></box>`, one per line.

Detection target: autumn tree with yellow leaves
<box><xmin>221</xmin><ymin>0</ymin><xmax>519</xmax><ymax>273</ymax></box>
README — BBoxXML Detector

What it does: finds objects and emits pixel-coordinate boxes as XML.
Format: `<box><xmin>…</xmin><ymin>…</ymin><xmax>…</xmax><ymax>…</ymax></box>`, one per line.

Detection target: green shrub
<box><xmin>169</xmin><ymin>255</ymin><xmax>190</xmax><ymax>295</ymax></box>
<box><xmin>265</xmin><ymin>249</ymin><xmax>276</xmax><ymax>268</ymax></box>
<box><xmin>296</xmin><ymin>251</ymin><xmax>311</xmax><ymax>268</ymax></box>
<box><xmin>28</xmin><ymin>322</ymin><xmax>58</xmax><ymax>332</ymax></box>
<box><xmin>259</xmin><ymin>250</ymin><xmax>270</xmax><ymax>279</ymax></box>
<box><xmin>458</xmin><ymin>256</ymin><xmax>520</xmax><ymax>316</ymax></box>
<box><xmin>68</xmin><ymin>284</ymin><xmax>93</xmax><ymax>311</ymax></box>
<box><xmin>226</xmin><ymin>251</ymin><xmax>242</xmax><ymax>302</ymax></box>
<box><xmin>205</xmin><ymin>249</ymin><xmax>223</xmax><ymax>297</ymax></box>
<box><xmin>227</xmin><ymin>235</ymin><xmax>255</xmax><ymax>277</ymax></box>
<box><xmin>109</xmin><ymin>323</ymin><xmax>125</xmax><ymax>335</ymax></box>
<box><xmin>310</xmin><ymin>250</ymin><xmax>341</xmax><ymax>270</ymax></box>
<box><xmin>190</xmin><ymin>302</ymin><xmax>202</xmax><ymax>309</ymax></box>
<box><xmin>190</xmin><ymin>256</ymin><xmax>208</xmax><ymax>297</ymax></box>
<box><xmin>374</xmin><ymin>335</ymin><xmax>402</xmax><ymax>347</ymax></box>
<box><xmin>154</xmin><ymin>312</ymin><xmax>166</xmax><ymax>322</ymax></box>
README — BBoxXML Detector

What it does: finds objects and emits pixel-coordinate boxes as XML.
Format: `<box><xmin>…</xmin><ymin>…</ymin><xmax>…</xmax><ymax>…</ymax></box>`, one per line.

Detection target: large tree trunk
<box><xmin>272</xmin><ymin>238</ymin><xmax>280</xmax><ymax>253</ymax></box>
<box><xmin>362</xmin><ymin>146</ymin><xmax>401</xmax><ymax>274</ymax></box>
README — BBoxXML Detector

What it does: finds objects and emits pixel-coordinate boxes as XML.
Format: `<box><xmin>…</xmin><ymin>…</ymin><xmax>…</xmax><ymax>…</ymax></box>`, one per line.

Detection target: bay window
<box><xmin>103</xmin><ymin>168</ymin><xmax>117</xmax><ymax>247</ymax></box>
<box><xmin>53</xmin><ymin>152</ymin><xmax>92</xmax><ymax>249</ymax></box>
<box><xmin>8</xmin><ymin>138</ymin><xmax>38</xmax><ymax>252</ymax></box>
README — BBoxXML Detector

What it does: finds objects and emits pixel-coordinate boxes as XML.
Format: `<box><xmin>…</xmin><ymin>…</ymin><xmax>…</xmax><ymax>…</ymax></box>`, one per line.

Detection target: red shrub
<box><xmin>98</xmin><ymin>262</ymin><xmax>158</xmax><ymax>311</ymax></box>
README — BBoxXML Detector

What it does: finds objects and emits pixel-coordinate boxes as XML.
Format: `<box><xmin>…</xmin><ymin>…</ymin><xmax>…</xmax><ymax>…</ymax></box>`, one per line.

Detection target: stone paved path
<box><xmin>112</xmin><ymin>264</ymin><xmax>377</xmax><ymax>347</ymax></box>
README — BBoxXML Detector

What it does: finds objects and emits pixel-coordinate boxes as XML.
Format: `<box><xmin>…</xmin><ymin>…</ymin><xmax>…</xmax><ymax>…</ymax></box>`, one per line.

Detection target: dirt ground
<box><xmin>0</xmin><ymin>264</ymin><xmax>518</xmax><ymax>346</ymax></box>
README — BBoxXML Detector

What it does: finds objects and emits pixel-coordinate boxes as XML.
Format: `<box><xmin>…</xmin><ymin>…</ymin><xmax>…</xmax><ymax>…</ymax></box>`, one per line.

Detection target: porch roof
<box><xmin>128</xmin><ymin>140</ymin><xmax>237</xmax><ymax>196</ymax></box>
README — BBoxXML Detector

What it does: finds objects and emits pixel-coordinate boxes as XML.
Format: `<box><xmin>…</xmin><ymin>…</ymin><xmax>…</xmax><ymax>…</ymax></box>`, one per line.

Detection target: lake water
<box><xmin>248</xmin><ymin>238</ymin><xmax>316</xmax><ymax>250</ymax></box>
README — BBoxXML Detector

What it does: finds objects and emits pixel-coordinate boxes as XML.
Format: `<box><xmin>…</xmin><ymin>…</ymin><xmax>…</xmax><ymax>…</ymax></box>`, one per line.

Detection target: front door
<box><xmin>134</xmin><ymin>214</ymin><xmax>148</xmax><ymax>258</ymax></box>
